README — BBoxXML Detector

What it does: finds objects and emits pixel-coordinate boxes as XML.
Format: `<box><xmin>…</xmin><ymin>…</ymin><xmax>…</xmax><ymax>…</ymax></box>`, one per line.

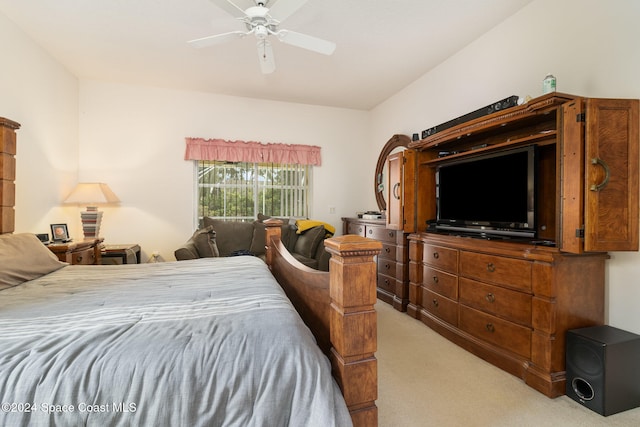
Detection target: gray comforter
<box><xmin>0</xmin><ymin>257</ymin><xmax>351</xmax><ymax>427</ymax></box>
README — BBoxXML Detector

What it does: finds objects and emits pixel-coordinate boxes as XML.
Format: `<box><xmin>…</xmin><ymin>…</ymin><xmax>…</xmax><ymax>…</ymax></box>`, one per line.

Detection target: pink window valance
<box><xmin>185</xmin><ymin>137</ymin><xmax>322</xmax><ymax>166</ymax></box>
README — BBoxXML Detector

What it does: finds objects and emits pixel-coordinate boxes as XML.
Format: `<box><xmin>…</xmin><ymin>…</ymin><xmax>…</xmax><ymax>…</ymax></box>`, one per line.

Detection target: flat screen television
<box><xmin>435</xmin><ymin>146</ymin><xmax>536</xmax><ymax>239</ymax></box>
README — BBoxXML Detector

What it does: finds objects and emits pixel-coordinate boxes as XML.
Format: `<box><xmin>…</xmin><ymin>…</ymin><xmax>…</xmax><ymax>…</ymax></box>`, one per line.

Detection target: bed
<box><xmin>0</xmin><ymin>117</ymin><xmax>381</xmax><ymax>427</ymax></box>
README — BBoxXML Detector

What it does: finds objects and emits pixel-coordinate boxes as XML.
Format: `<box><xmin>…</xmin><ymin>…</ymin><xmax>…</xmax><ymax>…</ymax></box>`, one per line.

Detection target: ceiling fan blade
<box><xmin>210</xmin><ymin>0</ymin><xmax>247</xmax><ymax>18</ymax></box>
<box><xmin>276</xmin><ymin>30</ymin><xmax>336</xmax><ymax>55</ymax></box>
<box><xmin>257</xmin><ymin>40</ymin><xmax>275</xmax><ymax>74</ymax></box>
<box><xmin>268</xmin><ymin>0</ymin><xmax>308</xmax><ymax>23</ymax></box>
<box><xmin>188</xmin><ymin>31</ymin><xmax>247</xmax><ymax>48</ymax></box>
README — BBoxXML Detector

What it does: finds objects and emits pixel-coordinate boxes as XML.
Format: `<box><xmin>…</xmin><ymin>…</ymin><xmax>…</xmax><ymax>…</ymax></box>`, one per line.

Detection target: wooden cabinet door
<box><xmin>386</xmin><ymin>149</ymin><xmax>420</xmax><ymax>233</ymax></box>
<box><xmin>559</xmin><ymin>99</ymin><xmax>586</xmax><ymax>253</ymax></box>
<box><xmin>584</xmin><ymin>98</ymin><xmax>639</xmax><ymax>252</ymax></box>
<box><xmin>561</xmin><ymin>98</ymin><xmax>639</xmax><ymax>253</ymax></box>
<box><xmin>402</xmin><ymin>150</ymin><xmax>417</xmax><ymax>233</ymax></box>
<box><xmin>386</xmin><ymin>151</ymin><xmax>404</xmax><ymax>231</ymax></box>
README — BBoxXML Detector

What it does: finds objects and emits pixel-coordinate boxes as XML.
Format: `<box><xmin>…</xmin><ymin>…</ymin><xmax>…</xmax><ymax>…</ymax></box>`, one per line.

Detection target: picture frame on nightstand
<box><xmin>50</xmin><ymin>223</ymin><xmax>70</xmax><ymax>242</ymax></box>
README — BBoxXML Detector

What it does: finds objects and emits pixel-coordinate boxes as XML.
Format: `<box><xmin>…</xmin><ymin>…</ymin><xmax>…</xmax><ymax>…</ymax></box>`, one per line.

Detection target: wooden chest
<box><xmin>408</xmin><ymin>233</ymin><xmax>607</xmax><ymax>397</ymax></box>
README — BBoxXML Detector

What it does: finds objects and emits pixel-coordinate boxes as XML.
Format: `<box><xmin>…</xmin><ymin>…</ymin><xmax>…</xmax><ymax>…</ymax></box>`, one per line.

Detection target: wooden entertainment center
<box><xmin>395</xmin><ymin>92</ymin><xmax>639</xmax><ymax>397</ymax></box>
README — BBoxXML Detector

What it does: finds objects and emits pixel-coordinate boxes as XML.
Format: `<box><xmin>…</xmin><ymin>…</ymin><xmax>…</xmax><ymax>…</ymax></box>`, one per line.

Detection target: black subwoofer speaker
<box><xmin>566</xmin><ymin>325</ymin><xmax>640</xmax><ymax>416</ymax></box>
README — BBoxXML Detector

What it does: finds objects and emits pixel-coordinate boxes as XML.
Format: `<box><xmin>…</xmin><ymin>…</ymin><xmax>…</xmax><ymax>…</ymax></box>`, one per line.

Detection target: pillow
<box><xmin>174</xmin><ymin>241</ymin><xmax>199</xmax><ymax>261</ymax></box>
<box><xmin>202</xmin><ymin>218</ymin><xmax>254</xmax><ymax>257</ymax></box>
<box><xmin>293</xmin><ymin>225</ymin><xmax>326</xmax><ymax>259</ymax></box>
<box><xmin>191</xmin><ymin>225</ymin><xmax>219</xmax><ymax>258</ymax></box>
<box><xmin>0</xmin><ymin>233</ymin><xmax>67</xmax><ymax>290</ymax></box>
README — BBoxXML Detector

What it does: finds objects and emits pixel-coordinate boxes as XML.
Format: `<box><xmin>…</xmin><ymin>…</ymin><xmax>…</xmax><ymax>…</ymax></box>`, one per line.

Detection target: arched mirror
<box><xmin>374</xmin><ymin>134</ymin><xmax>412</xmax><ymax>212</ymax></box>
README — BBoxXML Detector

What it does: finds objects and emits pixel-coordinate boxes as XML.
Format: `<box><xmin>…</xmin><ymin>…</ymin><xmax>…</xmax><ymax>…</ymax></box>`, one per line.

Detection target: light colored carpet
<box><xmin>376</xmin><ymin>301</ymin><xmax>640</xmax><ymax>427</ymax></box>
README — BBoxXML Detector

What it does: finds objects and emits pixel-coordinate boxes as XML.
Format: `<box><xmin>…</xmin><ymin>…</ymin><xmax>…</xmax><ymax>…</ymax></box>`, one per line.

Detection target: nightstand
<box><xmin>101</xmin><ymin>244</ymin><xmax>141</xmax><ymax>264</ymax></box>
<box><xmin>48</xmin><ymin>238</ymin><xmax>104</xmax><ymax>265</ymax></box>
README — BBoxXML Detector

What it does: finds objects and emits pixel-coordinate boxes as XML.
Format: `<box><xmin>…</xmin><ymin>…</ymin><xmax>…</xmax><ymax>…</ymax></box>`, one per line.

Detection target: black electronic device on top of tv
<box><xmin>421</xmin><ymin>95</ymin><xmax>520</xmax><ymax>139</ymax></box>
<box><xmin>434</xmin><ymin>146</ymin><xmax>536</xmax><ymax>239</ymax></box>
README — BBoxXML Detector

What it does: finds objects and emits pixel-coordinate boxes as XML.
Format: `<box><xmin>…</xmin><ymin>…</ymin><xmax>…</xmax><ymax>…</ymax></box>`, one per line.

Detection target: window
<box><xmin>196</xmin><ymin>160</ymin><xmax>311</xmax><ymax>221</ymax></box>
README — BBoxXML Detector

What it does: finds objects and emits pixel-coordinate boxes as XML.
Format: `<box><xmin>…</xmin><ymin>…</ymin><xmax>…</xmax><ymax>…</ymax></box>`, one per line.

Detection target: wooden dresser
<box><xmin>343</xmin><ymin>217</ymin><xmax>409</xmax><ymax>311</ymax></box>
<box><xmin>408</xmin><ymin>233</ymin><xmax>607</xmax><ymax>397</ymax></box>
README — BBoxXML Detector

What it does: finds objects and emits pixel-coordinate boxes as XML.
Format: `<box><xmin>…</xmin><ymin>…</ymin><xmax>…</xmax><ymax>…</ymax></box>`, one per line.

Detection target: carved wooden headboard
<box><xmin>0</xmin><ymin>117</ymin><xmax>20</xmax><ymax>234</ymax></box>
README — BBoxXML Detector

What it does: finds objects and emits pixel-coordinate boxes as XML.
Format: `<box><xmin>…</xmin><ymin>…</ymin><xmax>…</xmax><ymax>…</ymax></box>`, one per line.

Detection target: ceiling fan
<box><xmin>188</xmin><ymin>0</ymin><xmax>336</xmax><ymax>74</ymax></box>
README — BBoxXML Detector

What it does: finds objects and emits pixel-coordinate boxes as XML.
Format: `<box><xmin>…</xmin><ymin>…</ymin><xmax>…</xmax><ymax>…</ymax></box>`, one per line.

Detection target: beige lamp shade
<box><xmin>64</xmin><ymin>182</ymin><xmax>120</xmax><ymax>206</ymax></box>
<box><xmin>64</xmin><ymin>183</ymin><xmax>119</xmax><ymax>240</ymax></box>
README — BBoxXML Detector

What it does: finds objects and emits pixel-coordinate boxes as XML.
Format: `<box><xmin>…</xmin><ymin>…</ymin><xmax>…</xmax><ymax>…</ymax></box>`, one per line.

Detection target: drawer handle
<box><xmin>388</xmin><ymin>231</ymin><xmax>395</xmax><ymax>238</ymax></box>
<box><xmin>384</xmin><ymin>279</ymin><xmax>390</xmax><ymax>285</ymax></box>
<box><xmin>385</xmin><ymin>247</ymin><xmax>391</xmax><ymax>253</ymax></box>
<box><xmin>77</xmin><ymin>256</ymin><xmax>82</xmax><ymax>262</ymax></box>
<box><xmin>485</xmin><ymin>293</ymin><xmax>495</xmax><ymax>303</ymax></box>
<box><xmin>432</xmin><ymin>299</ymin><xmax>439</xmax><ymax>308</ymax></box>
<box><xmin>433</xmin><ymin>252</ymin><xmax>439</xmax><ymax>259</ymax></box>
<box><xmin>432</xmin><ymin>275</ymin><xmax>439</xmax><ymax>284</ymax></box>
<box><xmin>385</xmin><ymin>263</ymin><xmax>391</xmax><ymax>270</ymax></box>
<box><xmin>485</xmin><ymin>323</ymin><xmax>495</xmax><ymax>333</ymax></box>
<box><xmin>487</xmin><ymin>263</ymin><xmax>495</xmax><ymax>273</ymax></box>
<box><xmin>368</xmin><ymin>229</ymin><xmax>373</xmax><ymax>235</ymax></box>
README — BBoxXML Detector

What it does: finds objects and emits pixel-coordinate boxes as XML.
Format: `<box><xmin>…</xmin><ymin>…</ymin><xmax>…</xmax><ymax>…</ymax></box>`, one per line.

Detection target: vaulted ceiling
<box><xmin>0</xmin><ymin>0</ymin><xmax>533</xmax><ymax>110</ymax></box>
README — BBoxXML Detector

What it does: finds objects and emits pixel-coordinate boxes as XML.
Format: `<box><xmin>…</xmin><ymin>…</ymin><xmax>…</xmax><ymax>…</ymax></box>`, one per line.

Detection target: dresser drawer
<box><xmin>422</xmin><ymin>289</ymin><xmax>458</xmax><ymax>326</ymax></box>
<box><xmin>423</xmin><ymin>266</ymin><xmax>458</xmax><ymax>300</ymax></box>
<box><xmin>459</xmin><ymin>278</ymin><xmax>532</xmax><ymax>326</ymax></box>
<box><xmin>72</xmin><ymin>247</ymin><xmax>97</xmax><ymax>265</ymax></box>
<box><xmin>378</xmin><ymin>258</ymin><xmax>398</xmax><ymax>278</ymax></box>
<box><xmin>379</xmin><ymin>242</ymin><xmax>397</xmax><ymax>261</ymax></box>
<box><xmin>459</xmin><ymin>305</ymin><xmax>531</xmax><ymax>359</ymax></box>
<box><xmin>347</xmin><ymin>222</ymin><xmax>366</xmax><ymax>236</ymax></box>
<box><xmin>377</xmin><ymin>273</ymin><xmax>396</xmax><ymax>295</ymax></box>
<box><xmin>366</xmin><ymin>226</ymin><xmax>399</xmax><ymax>243</ymax></box>
<box><xmin>459</xmin><ymin>251</ymin><xmax>531</xmax><ymax>292</ymax></box>
<box><xmin>423</xmin><ymin>244</ymin><xmax>458</xmax><ymax>273</ymax></box>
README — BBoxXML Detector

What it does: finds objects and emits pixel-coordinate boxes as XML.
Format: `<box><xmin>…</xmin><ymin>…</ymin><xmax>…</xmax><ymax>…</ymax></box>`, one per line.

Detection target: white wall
<box><xmin>0</xmin><ymin>11</ymin><xmax>79</xmax><ymax>236</ymax></box>
<box><xmin>370</xmin><ymin>0</ymin><xmax>640</xmax><ymax>333</ymax></box>
<box><xmin>77</xmin><ymin>81</ymin><xmax>371</xmax><ymax>261</ymax></box>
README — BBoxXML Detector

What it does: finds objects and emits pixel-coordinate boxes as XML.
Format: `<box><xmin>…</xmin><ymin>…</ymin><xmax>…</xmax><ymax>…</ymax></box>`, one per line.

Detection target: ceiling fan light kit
<box><xmin>188</xmin><ymin>0</ymin><xmax>336</xmax><ymax>74</ymax></box>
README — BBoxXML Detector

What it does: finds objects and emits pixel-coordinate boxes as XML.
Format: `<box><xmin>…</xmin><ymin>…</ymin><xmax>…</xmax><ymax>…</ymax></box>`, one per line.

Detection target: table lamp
<box><xmin>64</xmin><ymin>182</ymin><xmax>120</xmax><ymax>239</ymax></box>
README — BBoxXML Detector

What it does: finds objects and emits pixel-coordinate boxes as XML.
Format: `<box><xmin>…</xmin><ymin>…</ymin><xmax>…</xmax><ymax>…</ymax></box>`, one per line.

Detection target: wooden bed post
<box><xmin>0</xmin><ymin>117</ymin><xmax>20</xmax><ymax>234</ymax></box>
<box><xmin>264</xmin><ymin>219</ymin><xmax>381</xmax><ymax>426</ymax></box>
<box><xmin>325</xmin><ymin>235</ymin><xmax>381</xmax><ymax>427</ymax></box>
<box><xmin>264</xmin><ymin>219</ymin><xmax>282</xmax><ymax>267</ymax></box>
